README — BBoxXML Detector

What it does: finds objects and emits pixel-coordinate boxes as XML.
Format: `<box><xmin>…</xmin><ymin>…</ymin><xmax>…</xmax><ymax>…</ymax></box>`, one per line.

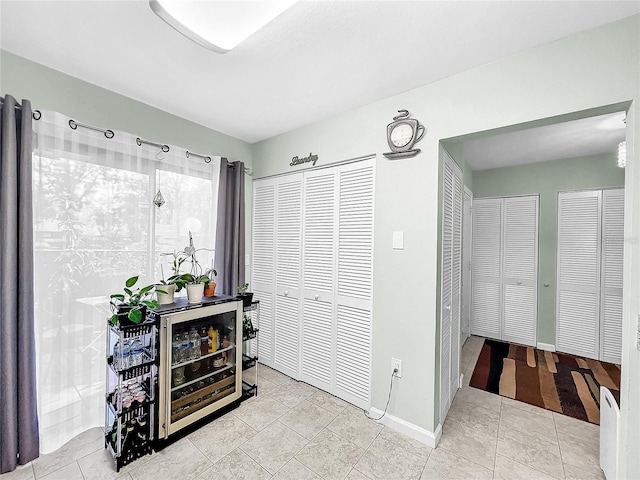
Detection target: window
<box><xmin>32</xmin><ymin>111</ymin><xmax>219</xmax><ymax>452</ymax></box>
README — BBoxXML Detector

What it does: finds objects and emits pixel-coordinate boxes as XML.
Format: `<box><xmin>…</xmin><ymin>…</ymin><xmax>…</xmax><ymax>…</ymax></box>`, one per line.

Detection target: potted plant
<box><xmin>176</xmin><ymin>232</ymin><xmax>213</xmax><ymax>304</ymax></box>
<box><xmin>110</xmin><ymin>275</ymin><xmax>160</xmax><ymax>326</ymax></box>
<box><xmin>156</xmin><ymin>250</ymin><xmax>188</xmax><ymax>305</ymax></box>
<box><xmin>237</xmin><ymin>282</ymin><xmax>253</xmax><ymax>308</ymax></box>
<box><xmin>203</xmin><ymin>266</ymin><xmax>218</xmax><ymax>297</ymax></box>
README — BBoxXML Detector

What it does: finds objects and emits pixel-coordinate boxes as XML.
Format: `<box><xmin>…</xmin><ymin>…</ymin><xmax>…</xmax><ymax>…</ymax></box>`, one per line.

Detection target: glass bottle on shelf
<box><xmin>189</xmin><ymin>327</ymin><xmax>200</xmax><ymax>360</ymax></box>
<box><xmin>199</xmin><ymin>327</ymin><xmax>208</xmax><ymax>356</ymax></box>
<box><xmin>208</xmin><ymin>326</ymin><xmax>218</xmax><ymax>353</ymax></box>
<box><xmin>121</xmin><ymin>341</ymin><xmax>131</xmax><ymax>370</ymax></box>
<box><xmin>181</xmin><ymin>331</ymin><xmax>190</xmax><ymax>361</ymax></box>
<box><xmin>172</xmin><ymin>332</ymin><xmax>182</xmax><ymax>365</ymax></box>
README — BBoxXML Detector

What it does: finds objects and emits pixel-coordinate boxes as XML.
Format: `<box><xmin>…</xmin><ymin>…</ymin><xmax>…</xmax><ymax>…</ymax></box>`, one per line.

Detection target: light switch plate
<box><xmin>392</xmin><ymin>231</ymin><xmax>404</xmax><ymax>250</ymax></box>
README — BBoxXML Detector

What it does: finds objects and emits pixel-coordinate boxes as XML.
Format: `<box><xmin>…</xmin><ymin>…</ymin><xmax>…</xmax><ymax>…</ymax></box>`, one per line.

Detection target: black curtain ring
<box><xmin>69</xmin><ymin>119</ymin><xmax>78</xmax><ymax>130</ymax></box>
<box><xmin>204</xmin><ymin>156</ymin><xmax>211</xmax><ymax>163</ymax></box>
<box><xmin>105</xmin><ymin>130</ymin><xmax>115</xmax><ymax>139</ymax></box>
<box><xmin>136</xmin><ymin>137</ymin><xmax>142</xmax><ymax>146</ymax></box>
<box><xmin>32</xmin><ymin>110</ymin><xmax>42</xmax><ymax>120</ymax></box>
<box><xmin>162</xmin><ymin>145</ymin><xmax>170</xmax><ymax>152</ymax></box>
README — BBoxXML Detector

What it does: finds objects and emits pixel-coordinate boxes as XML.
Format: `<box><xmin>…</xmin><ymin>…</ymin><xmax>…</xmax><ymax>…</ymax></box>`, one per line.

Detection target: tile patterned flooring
<box><xmin>2</xmin><ymin>336</ymin><xmax>604</xmax><ymax>480</ymax></box>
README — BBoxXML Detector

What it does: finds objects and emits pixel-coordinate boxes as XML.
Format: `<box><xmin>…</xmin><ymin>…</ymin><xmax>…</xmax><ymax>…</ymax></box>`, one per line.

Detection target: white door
<box><xmin>502</xmin><ymin>196</ymin><xmax>539</xmax><ymax>347</ymax></box>
<box><xmin>461</xmin><ymin>188</ymin><xmax>473</xmax><ymax>342</ymax></box>
<box><xmin>301</xmin><ymin>168</ymin><xmax>337</xmax><ymax>391</ymax></box>
<box><xmin>440</xmin><ymin>153</ymin><xmax>463</xmax><ymax>421</ymax></box>
<box><xmin>471</xmin><ymin>198</ymin><xmax>503</xmax><ymax>340</ymax></box>
<box><xmin>252</xmin><ymin>178</ymin><xmax>277</xmax><ymax>368</ymax></box>
<box><xmin>556</xmin><ymin>190</ymin><xmax>601</xmax><ymax>359</ymax></box>
<box><xmin>274</xmin><ymin>174</ymin><xmax>303</xmax><ymax>379</ymax></box>
<box><xmin>471</xmin><ymin>195</ymin><xmax>538</xmax><ymax>346</ymax></box>
<box><xmin>252</xmin><ymin>157</ymin><xmax>375</xmax><ymax>408</ymax></box>
<box><xmin>334</xmin><ymin>160</ymin><xmax>375</xmax><ymax>408</ymax></box>
<box><xmin>600</xmin><ymin>189</ymin><xmax>624</xmax><ymax>364</ymax></box>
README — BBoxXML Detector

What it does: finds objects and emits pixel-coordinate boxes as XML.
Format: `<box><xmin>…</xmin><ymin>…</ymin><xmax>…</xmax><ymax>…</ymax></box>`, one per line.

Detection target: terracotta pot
<box><xmin>204</xmin><ymin>282</ymin><xmax>216</xmax><ymax>297</ymax></box>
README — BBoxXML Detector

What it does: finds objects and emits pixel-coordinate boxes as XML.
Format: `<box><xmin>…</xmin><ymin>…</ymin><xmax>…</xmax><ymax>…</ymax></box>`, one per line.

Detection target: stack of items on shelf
<box><xmin>105</xmin><ymin>318</ymin><xmax>157</xmax><ymax>472</ymax></box>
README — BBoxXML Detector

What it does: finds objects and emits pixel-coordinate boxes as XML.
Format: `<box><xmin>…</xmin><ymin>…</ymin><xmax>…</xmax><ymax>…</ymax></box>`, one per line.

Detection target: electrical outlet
<box><xmin>391</xmin><ymin>358</ymin><xmax>402</xmax><ymax>378</ymax></box>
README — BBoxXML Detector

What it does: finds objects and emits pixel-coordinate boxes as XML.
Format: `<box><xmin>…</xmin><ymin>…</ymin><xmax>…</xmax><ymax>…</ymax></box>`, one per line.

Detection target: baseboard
<box><xmin>367</xmin><ymin>408</ymin><xmax>442</xmax><ymax>448</ymax></box>
<box><xmin>537</xmin><ymin>342</ymin><xmax>556</xmax><ymax>352</ymax></box>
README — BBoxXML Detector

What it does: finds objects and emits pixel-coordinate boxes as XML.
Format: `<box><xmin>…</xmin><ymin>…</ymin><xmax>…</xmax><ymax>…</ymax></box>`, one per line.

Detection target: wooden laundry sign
<box><xmin>290</xmin><ymin>152</ymin><xmax>318</xmax><ymax>168</ymax></box>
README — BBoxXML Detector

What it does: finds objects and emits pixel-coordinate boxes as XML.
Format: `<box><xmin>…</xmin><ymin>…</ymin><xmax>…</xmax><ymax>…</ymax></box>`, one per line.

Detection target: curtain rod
<box><xmin>186</xmin><ymin>150</ymin><xmax>211</xmax><ymax>163</ymax></box>
<box><xmin>0</xmin><ymin>98</ymin><xmax>42</xmax><ymax>120</ymax></box>
<box><xmin>137</xmin><ymin>137</ymin><xmax>170</xmax><ymax>152</ymax></box>
<box><xmin>69</xmin><ymin>119</ymin><xmax>114</xmax><ymax>138</ymax></box>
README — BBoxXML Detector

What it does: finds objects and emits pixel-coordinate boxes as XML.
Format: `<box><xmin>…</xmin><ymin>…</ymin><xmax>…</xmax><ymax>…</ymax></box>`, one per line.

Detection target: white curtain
<box><xmin>32</xmin><ymin>111</ymin><xmax>220</xmax><ymax>453</ymax></box>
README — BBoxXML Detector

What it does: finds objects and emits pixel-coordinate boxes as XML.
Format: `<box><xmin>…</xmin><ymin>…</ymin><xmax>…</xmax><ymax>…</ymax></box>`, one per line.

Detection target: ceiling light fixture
<box><xmin>617</xmin><ymin>141</ymin><xmax>626</xmax><ymax>168</ymax></box>
<box><xmin>149</xmin><ymin>0</ymin><xmax>296</xmax><ymax>54</ymax></box>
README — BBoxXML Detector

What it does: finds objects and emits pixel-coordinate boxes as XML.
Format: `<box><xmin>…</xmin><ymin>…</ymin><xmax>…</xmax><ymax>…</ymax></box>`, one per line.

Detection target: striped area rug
<box><xmin>469</xmin><ymin>338</ymin><xmax>621</xmax><ymax>424</ymax></box>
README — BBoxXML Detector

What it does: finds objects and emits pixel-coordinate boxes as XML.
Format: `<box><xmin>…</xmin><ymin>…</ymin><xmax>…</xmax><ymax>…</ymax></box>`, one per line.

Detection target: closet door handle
<box><xmin>284</xmin><ymin>290</ymin><xmax>289</xmax><ymax>296</ymax></box>
<box><xmin>314</xmin><ymin>294</ymin><xmax>319</xmax><ymax>300</ymax></box>
<box><xmin>445</xmin><ymin>304</ymin><xmax>451</xmax><ymax>311</ymax></box>
<box><xmin>517</xmin><ymin>281</ymin><xmax>522</xmax><ymax>285</ymax></box>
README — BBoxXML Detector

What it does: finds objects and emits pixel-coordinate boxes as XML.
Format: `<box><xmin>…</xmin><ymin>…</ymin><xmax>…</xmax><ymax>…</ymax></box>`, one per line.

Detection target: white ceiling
<box><xmin>1</xmin><ymin>1</ymin><xmax>639</xmax><ymax>144</ymax></box>
<box><xmin>464</xmin><ymin>111</ymin><xmax>627</xmax><ymax>171</ymax></box>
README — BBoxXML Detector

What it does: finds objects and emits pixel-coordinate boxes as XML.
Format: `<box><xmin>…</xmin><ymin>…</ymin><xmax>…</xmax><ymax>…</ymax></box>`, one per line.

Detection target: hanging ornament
<box><xmin>153</xmin><ymin>190</ymin><xmax>165</xmax><ymax>207</ymax></box>
<box><xmin>154</xmin><ymin>148</ymin><xmax>165</xmax><ymax>207</ymax></box>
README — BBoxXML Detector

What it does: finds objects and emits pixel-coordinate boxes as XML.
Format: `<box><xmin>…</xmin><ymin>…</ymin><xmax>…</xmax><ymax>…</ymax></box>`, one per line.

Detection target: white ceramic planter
<box><xmin>156</xmin><ymin>283</ymin><xmax>176</xmax><ymax>305</ymax></box>
<box><xmin>186</xmin><ymin>283</ymin><xmax>204</xmax><ymax>304</ymax></box>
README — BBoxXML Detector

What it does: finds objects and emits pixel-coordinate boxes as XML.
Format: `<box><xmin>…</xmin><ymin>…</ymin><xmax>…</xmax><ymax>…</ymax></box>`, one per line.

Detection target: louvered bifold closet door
<box><xmin>252</xmin><ymin>179</ymin><xmax>277</xmax><ymax>367</ymax></box>
<box><xmin>274</xmin><ymin>174</ymin><xmax>303</xmax><ymax>379</ymax></box>
<box><xmin>557</xmin><ymin>190</ymin><xmax>601</xmax><ymax>359</ymax></box>
<box><xmin>600</xmin><ymin>189</ymin><xmax>624</xmax><ymax>364</ymax></box>
<box><xmin>471</xmin><ymin>198</ymin><xmax>502</xmax><ymax>339</ymax></box>
<box><xmin>335</xmin><ymin>160</ymin><xmax>375</xmax><ymax>408</ymax></box>
<box><xmin>440</xmin><ymin>159</ymin><xmax>454</xmax><ymax>420</ymax></box>
<box><xmin>301</xmin><ymin>169</ymin><xmax>337</xmax><ymax>391</ymax></box>
<box><xmin>450</xmin><ymin>172</ymin><xmax>463</xmax><ymax>405</ymax></box>
<box><xmin>502</xmin><ymin>196</ymin><xmax>539</xmax><ymax>347</ymax></box>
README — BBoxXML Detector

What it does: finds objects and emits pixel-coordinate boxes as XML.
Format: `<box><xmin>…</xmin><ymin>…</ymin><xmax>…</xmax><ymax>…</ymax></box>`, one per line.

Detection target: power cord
<box><xmin>364</xmin><ymin>367</ymin><xmax>397</xmax><ymax>421</ymax></box>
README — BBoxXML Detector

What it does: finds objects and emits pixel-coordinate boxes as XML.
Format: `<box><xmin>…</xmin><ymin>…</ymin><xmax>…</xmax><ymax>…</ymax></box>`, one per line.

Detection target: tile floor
<box><xmin>1</xmin><ymin>335</ymin><xmax>604</xmax><ymax>480</ymax></box>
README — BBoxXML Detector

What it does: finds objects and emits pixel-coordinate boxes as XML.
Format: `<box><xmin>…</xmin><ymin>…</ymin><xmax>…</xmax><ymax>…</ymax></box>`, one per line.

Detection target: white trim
<box><xmin>368</xmin><ymin>408</ymin><xmax>442</xmax><ymax>448</ymax></box>
<box><xmin>536</xmin><ymin>342</ymin><xmax>556</xmax><ymax>352</ymax></box>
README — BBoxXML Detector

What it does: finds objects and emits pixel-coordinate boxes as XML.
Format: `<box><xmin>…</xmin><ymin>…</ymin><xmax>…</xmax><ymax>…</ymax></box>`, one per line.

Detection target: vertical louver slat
<box><xmin>557</xmin><ymin>191</ymin><xmax>601</xmax><ymax>359</ymax></box>
<box><xmin>275</xmin><ymin>295</ymin><xmax>300</xmax><ymax>376</ymax></box>
<box><xmin>302</xmin><ymin>299</ymin><xmax>333</xmax><ymax>386</ymax></box>
<box><xmin>276</xmin><ymin>177</ymin><xmax>302</xmax><ymax>290</ymax></box>
<box><xmin>304</xmin><ymin>172</ymin><xmax>336</xmax><ymax>293</ymax></box>
<box><xmin>253</xmin><ymin>182</ymin><xmax>276</xmax><ymax>286</ymax></box>
<box><xmin>600</xmin><ymin>189</ymin><xmax>624</xmax><ymax>363</ymax></box>
<box><xmin>502</xmin><ymin>195</ymin><xmax>538</xmax><ymax>347</ymax></box>
<box><xmin>335</xmin><ymin>305</ymin><xmax>371</xmax><ymax>403</ymax></box>
<box><xmin>254</xmin><ymin>290</ymin><xmax>274</xmax><ymax>366</ymax></box>
<box><xmin>252</xmin><ymin>179</ymin><xmax>277</xmax><ymax>368</ymax></box>
<box><xmin>334</xmin><ymin>160</ymin><xmax>375</xmax><ymax>409</ymax></box>
<box><xmin>450</xmin><ymin>170</ymin><xmax>463</xmax><ymax>407</ymax></box>
<box><xmin>338</xmin><ymin>165</ymin><xmax>374</xmax><ymax>300</ymax></box>
<box><xmin>471</xmin><ymin>198</ymin><xmax>502</xmax><ymax>339</ymax></box>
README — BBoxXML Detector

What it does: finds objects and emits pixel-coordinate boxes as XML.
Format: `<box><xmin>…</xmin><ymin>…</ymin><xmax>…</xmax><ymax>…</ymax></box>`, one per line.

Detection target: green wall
<box><xmin>1</xmin><ymin>50</ymin><xmax>255</xmax><ymax>281</ymax></box>
<box><xmin>0</xmin><ymin>50</ymin><xmax>252</xmax><ymax>162</ymax></box>
<box><xmin>472</xmin><ymin>153</ymin><xmax>625</xmax><ymax>345</ymax></box>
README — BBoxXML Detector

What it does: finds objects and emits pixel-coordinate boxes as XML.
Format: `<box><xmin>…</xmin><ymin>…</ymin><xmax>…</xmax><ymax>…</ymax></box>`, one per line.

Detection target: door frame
<box><xmin>462</xmin><ymin>186</ymin><xmax>473</xmax><ymax>343</ymax></box>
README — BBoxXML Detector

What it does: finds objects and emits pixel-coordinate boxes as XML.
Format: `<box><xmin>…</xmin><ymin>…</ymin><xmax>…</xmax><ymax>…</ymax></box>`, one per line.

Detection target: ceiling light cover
<box><xmin>149</xmin><ymin>0</ymin><xmax>296</xmax><ymax>54</ymax></box>
<box><xmin>617</xmin><ymin>141</ymin><xmax>626</xmax><ymax>168</ymax></box>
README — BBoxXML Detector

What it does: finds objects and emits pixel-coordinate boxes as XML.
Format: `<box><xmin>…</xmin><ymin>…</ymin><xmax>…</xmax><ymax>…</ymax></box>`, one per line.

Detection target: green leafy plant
<box><xmin>237</xmin><ymin>282</ymin><xmax>249</xmax><ymax>294</ymax></box>
<box><xmin>203</xmin><ymin>267</ymin><xmax>217</xmax><ymax>285</ymax></box>
<box><xmin>109</xmin><ymin>276</ymin><xmax>160</xmax><ymax>325</ymax></box>
<box><xmin>159</xmin><ymin>250</ymin><xmax>189</xmax><ymax>291</ymax></box>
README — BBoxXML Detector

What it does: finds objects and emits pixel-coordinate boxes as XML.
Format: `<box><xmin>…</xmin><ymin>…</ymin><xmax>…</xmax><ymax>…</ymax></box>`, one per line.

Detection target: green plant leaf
<box><xmin>139</xmin><ymin>285</ymin><xmax>154</xmax><ymax>295</ymax></box>
<box><xmin>110</xmin><ymin>294</ymin><xmax>125</xmax><ymax>301</ymax></box>
<box><xmin>110</xmin><ymin>314</ymin><xmax>118</xmax><ymax>325</ymax></box>
<box><xmin>129</xmin><ymin>309</ymin><xmax>142</xmax><ymax>324</ymax></box>
<box><xmin>124</xmin><ymin>288</ymin><xmax>132</xmax><ymax>296</ymax></box>
<box><xmin>156</xmin><ymin>289</ymin><xmax>168</xmax><ymax>295</ymax></box>
<box><xmin>125</xmin><ymin>276</ymin><xmax>139</xmax><ymax>288</ymax></box>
